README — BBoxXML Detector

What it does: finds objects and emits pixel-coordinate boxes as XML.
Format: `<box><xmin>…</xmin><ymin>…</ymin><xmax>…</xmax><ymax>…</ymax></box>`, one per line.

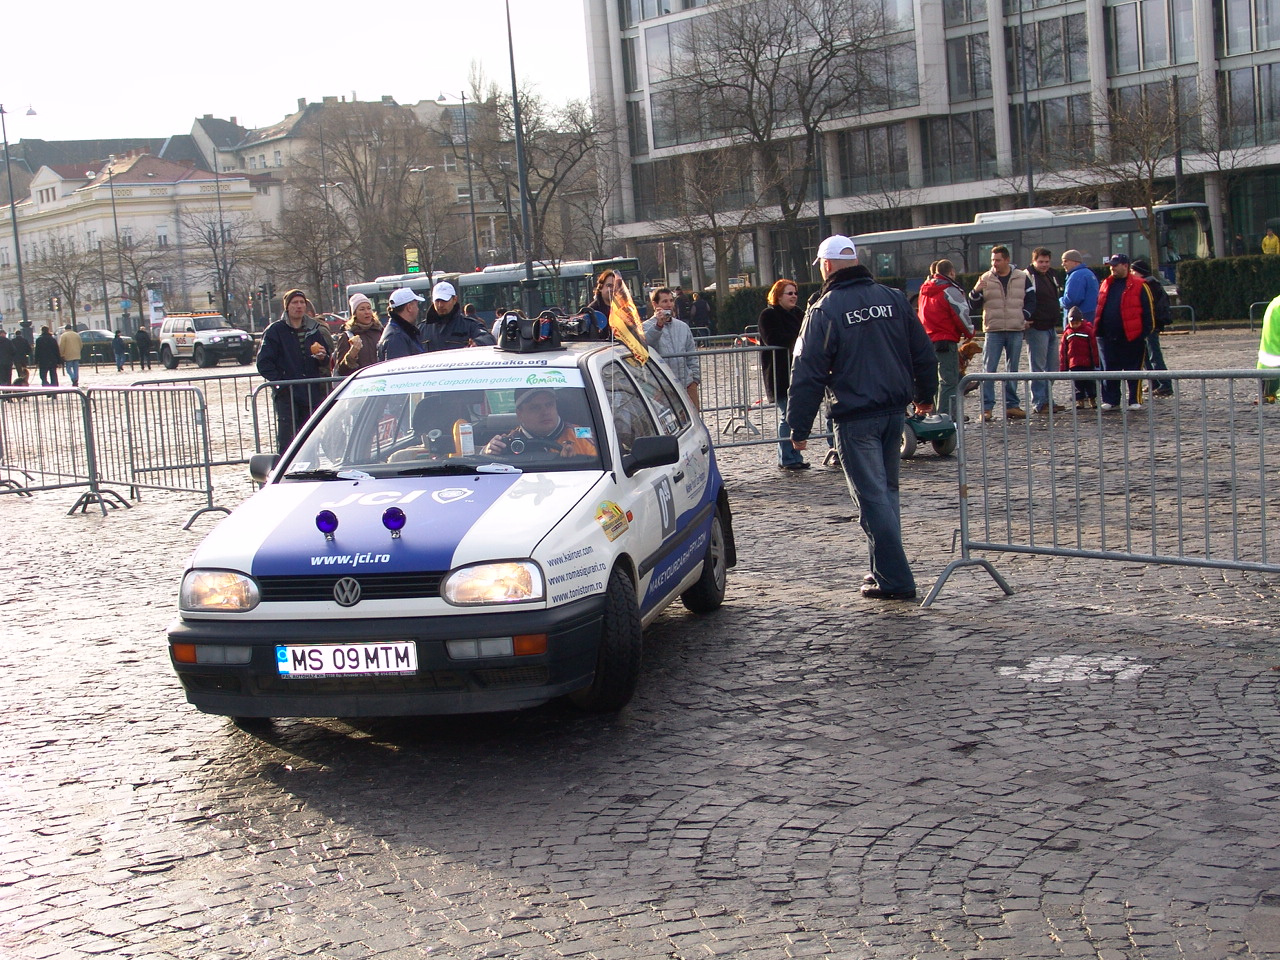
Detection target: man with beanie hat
<box><xmin>256</xmin><ymin>288</ymin><xmax>334</xmax><ymax>452</ymax></box>
<box><xmin>1059</xmin><ymin>249</ymin><xmax>1099</xmax><ymax>324</ymax></box>
<box><xmin>421</xmin><ymin>280</ymin><xmax>495</xmax><ymax>352</ymax></box>
<box><xmin>377</xmin><ymin>287</ymin><xmax>428</xmax><ymax>361</ymax></box>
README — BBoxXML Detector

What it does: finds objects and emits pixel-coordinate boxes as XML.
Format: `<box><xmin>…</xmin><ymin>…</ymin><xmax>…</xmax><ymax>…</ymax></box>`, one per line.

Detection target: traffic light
<box><xmin>207</xmin><ymin>291</ymin><xmax>215</xmax><ymax>305</ymax></box>
<box><xmin>258</xmin><ymin>284</ymin><xmax>268</xmax><ymax>302</ymax></box>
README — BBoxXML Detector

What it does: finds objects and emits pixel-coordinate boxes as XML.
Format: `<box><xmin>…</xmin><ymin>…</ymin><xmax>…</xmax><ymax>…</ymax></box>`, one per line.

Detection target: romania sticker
<box><xmin>595</xmin><ymin>500</ymin><xmax>629</xmax><ymax>541</ymax></box>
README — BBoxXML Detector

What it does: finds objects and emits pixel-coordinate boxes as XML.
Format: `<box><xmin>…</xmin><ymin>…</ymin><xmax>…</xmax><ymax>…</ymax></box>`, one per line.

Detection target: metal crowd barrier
<box><xmin>1250</xmin><ymin>301</ymin><xmax>1270</xmax><ymax>332</ymax></box>
<box><xmin>135</xmin><ymin>370</ymin><xmax>265</xmax><ymax>467</ymax></box>
<box><xmin>924</xmin><ymin>369</ymin><xmax>1280</xmax><ymax>606</ymax></box>
<box><xmin>248</xmin><ymin>376</ymin><xmax>346</xmax><ymax>456</ymax></box>
<box><xmin>0</xmin><ymin>386</ymin><xmax>121</xmax><ymax>513</ymax></box>
<box><xmin>87</xmin><ymin>386</ymin><xmax>229</xmax><ymax>529</ymax></box>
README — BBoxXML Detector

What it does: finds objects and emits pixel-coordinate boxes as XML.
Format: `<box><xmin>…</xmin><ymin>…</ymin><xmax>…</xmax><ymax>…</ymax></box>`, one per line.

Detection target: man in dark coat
<box><xmin>0</xmin><ymin>329</ymin><xmax>13</xmax><ymax>389</ymax></box>
<box><xmin>420</xmin><ymin>281</ymin><xmax>495</xmax><ymax>352</ymax></box>
<box><xmin>256</xmin><ymin>289</ymin><xmax>333</xmax><ymax>453</ymax></box>
<box><xmin>34</xmin><ymin>326</ymin><xmax>61</xmax><ymax>388</ymax></box>
<box><xmin>134</xmin><ymin>325</ymin><xmax>153</xmax><ymax>370</ymax></box>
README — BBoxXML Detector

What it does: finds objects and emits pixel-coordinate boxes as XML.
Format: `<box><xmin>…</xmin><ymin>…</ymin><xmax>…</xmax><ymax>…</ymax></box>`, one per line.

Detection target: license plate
<box><xmin>276</xmin><ymin>641</ymin><xmax>418</xmax><ymax>678</ymax></box>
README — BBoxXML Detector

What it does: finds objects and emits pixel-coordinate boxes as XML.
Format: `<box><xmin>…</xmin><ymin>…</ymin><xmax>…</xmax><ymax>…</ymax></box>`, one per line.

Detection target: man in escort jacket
<box><xmin>787</xmin><ymin>236</ymin><xmax>938</xmax><ymax>602</ymax></box>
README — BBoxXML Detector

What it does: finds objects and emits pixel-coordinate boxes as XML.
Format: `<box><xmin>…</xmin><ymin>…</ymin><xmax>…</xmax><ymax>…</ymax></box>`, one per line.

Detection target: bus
<box><xmin>851</xmin><ymin>203</ymin><xmax>1212</xmax><ymax>289</ymax></box>
<box><xmin>345</xmin><ymin>257</ymin><xmax>644</xmax><ymax>322</ymax></box>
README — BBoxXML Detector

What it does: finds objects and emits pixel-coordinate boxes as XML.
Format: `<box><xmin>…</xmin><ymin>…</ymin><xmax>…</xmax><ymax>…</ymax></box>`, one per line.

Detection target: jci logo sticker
<box><xmin>432</xmin><ymin>488</ymin><xmax>473</xmax><ymax>504</ymax></box>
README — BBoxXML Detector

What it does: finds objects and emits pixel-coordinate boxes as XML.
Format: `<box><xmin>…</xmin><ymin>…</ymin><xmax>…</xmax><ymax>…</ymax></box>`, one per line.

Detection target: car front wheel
<box><xmin>193</xmin><ymin>345</ymin><xmax>208</xmax><ymax>367</ymax></box>
<box><xmin>569</xmin><ymin>565</ymin><xmax>643</xmax><ymax>713</ymax></box>
<box><xmin>680</xmin><ymin>513</ymin><xmax>727</xmax><ymax>613</ymax></box>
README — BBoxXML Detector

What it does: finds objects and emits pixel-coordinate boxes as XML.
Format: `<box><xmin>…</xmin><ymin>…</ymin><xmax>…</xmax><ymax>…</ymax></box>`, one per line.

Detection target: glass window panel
<box><xmin>944</xmin><ymin>0</ymin><xmax>968</xmax><ymax>27</ymax></box>
<box><xmin>619</xmin><ymin>0</ymin><xmax>639</xmax><ymax>28</ymax></box>
<box><xmin>1171</xmin><ymin>0</ymin><xmax>1195</xmax><ymax>60</ymax></box>
<box><xmin>622</xmin><ymin>37</ymin><xmax>638</xmax><ymax>94</ymax></box>
<box><xmin>1225</xmin><ymin>0</ymin><xmax>1253</xmax><ymax>54</ymax></box>
<box><xmin>888</xmin><ymin>42</ymin><xmax>920</xmax><ymax>106</ymax></box>
<box><xmin>1039</xmin><ymin>19</ymin><xmax>1065</xmax><ymax>86</ymax></box>
<box><xmin>650</xmin><ymin>88</ymin><xmax>678</xmax><ymax>149</ymax></box>
<box><xmin>971</xmin><ymin>0</ymin><xmax>987</xmax><ymax>20</ymax></box>
<box><xmin>947</xmin><ymin>37</ymin><xmax>973</xmax><ymax>100</ymax></box>
<box><xmin>1142</xmin><ymin>0</ymin><xmax>1169</xmax><ymax>65</ymax></box>
<box><xmin>1230</xmin><ymin>67</ymin><xmax>1257</xmax><ymax>129</ymax></box>
<box><xmin>1262</xmin><ymin>0</ymin><xmax>1280</xmax><ymax>47</ymax></box>
<box><xmin>1067</xmin><ymin>14</ymin><xmax>1089</xmax><ymax>80</ymax></box>
<box><xmin>627</xmin><ymin>100</ymin><xmax>649</xmax><ymax>156</ymax></box>
<box><xmin>976</xmin><ymin>110</ymin><xmax>996</xmax><ymax>177</ymax></box>
<box><xmin>1114</xmin><ymin>3</ymin><xmax>1140</xmax><ymax>73</ymax></box>
<box><xmin>645</xmin><ymin>24</ymin><xmax>672</xmax><ymax>82</ymax></box>
<box><xmin>973</xmin><ymin>34</ymin><xmax>992</xmax><ymax>95</ymax></box>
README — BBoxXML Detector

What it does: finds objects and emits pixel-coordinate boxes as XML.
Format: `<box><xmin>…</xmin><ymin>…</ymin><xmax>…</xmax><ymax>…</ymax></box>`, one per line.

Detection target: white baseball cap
<box><xmin>431</xmin><ymin>280</ymin><xmax>457</xmax><ymax>301</ymax></box>
<box><xmin>813</xmin><ymin>235</ymin><xmax>858</xmax><ymax>264</ymax></box>
<box><xmin>388</xmin><ymin>288</ymin><xmax>425</xmax><ymax>309</ymax></box>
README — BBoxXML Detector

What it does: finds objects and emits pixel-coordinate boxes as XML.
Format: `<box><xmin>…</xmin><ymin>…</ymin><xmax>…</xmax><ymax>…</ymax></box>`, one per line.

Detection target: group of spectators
<box><xmin>918</xmin><ymin>246</ymin><xmax>1171</xmax><ymax>420</ymax></box>
<box><xmin>0</xmin><ymin>322</ymin><xmax>156</xmax><ymax>393</ymax></box>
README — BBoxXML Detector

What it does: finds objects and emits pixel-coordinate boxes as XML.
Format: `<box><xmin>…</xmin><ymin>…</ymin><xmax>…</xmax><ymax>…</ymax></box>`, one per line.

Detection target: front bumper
<box><xmin>202</xmin><ymin>340</ymin><xmax>254</xmax><ymax>359</ymax></box>
<box><xmin>168</xmin><ymin>594</ymin><xmax>606</xmax><ymax>718</ymax></box>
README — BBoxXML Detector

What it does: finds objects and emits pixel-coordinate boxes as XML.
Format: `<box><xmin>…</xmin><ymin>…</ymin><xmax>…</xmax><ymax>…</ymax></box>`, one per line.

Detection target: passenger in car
<box><xmin>482</xmin><ymin>388</ymin><xmax>598</xmax><ymax>458</ymax></box>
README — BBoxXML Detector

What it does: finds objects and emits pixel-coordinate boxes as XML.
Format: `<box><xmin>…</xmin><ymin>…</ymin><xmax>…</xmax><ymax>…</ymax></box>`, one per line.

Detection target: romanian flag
<box><xmin>608</xmin><ymin>282</ymin><xmax>649</xmax><ymax>363</ymax></box>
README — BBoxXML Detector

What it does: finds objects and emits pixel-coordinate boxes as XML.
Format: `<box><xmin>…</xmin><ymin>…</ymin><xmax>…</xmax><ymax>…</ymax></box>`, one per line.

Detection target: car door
<box><xmin>600</xmin><ymin>356</ymin><xmax>711</xmax><ymax>616</ymax></box>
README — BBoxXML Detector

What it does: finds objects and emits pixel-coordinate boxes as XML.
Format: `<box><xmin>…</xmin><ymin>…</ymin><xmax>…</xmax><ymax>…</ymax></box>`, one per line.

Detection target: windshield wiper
<box><xmin>394</xmin><ymin>461</ymin><xmax>522</xmax><ymax>477</ymax></box>
<box><xmin>282</xmin><ymin>468</ymin><xmax>344</xmax><ymax>480</ymax></box>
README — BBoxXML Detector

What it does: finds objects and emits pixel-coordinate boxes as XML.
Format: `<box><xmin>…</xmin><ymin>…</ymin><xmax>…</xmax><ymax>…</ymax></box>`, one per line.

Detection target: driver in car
<box><xmin>483</xmin><ymin>388</ymin><xmax>598</xmax><ymax>458</ymax></box>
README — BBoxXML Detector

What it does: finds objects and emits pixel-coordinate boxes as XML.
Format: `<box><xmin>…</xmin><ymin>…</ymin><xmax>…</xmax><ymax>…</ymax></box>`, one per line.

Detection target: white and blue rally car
<box><xmin>169</xmin><ymin>336</ymin><xmax>735</xmax><ymax>719</ymax></box>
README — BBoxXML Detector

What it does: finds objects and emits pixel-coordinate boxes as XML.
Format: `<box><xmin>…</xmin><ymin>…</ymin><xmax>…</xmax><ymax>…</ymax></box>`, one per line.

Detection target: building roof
<box><xmin>79</xmin><ymin>153</ymin><xmax>247</xmax><ymax>187</ymax></box>
<box><xmin>194</xmin><ymin>115</ymin><xmax>249</xmax><ymax>150</ymax></box>
<box><xmin>157</xmin><ymin>134</ymin><xmax>207</xmax><ymax>168</ymax></box>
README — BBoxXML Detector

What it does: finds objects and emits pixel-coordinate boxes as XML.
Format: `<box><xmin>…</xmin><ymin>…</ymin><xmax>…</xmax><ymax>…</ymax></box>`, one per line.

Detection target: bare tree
<box><xmin>671</xmin><ymin>0</ymin><xmax>897</xmax><ymax>277</ymax></box>
<box><xmin>652</xmin><ymin>146</ymin><xmax>776</xmax><ymax>295</ymax></box>
<box><xmin>462</xmin><ymin>87</ymin><xmax>614</xmax><ymax>266</ymax></box>
<box><xmin>289</xmin><ymin>103</ymin><xmax>437</xmax><ymax>283</ymax></box>
<box><xmin>99</xmin><ymin>235</ymin><xmax>174</xmax><ymax>331</ymax></box>
<box><xmin>25</xmin><ymin>236</ymin><xmax>98</xmax><ymax>325</ymax></box>
<box><xmin>271</xmin><ymin>193</ymin><xmax>342</xmax><ymax>303</ymax></box>
<box><xmin>176</xmin><ymin>208</ymin><xmax>266</xmax><ymax>321</ymax></box>
<box><xmin>403</xmin><ymin>165</ymin><xmax>468</xmax><ymax>280</ymax></box>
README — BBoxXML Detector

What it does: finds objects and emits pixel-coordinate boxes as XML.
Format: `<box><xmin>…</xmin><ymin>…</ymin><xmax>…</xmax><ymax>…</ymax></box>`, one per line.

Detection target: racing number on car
<box><xmin>652</xmin><ymin>476</ymin><xmax>676</xmax><ymax>539</ymax></box>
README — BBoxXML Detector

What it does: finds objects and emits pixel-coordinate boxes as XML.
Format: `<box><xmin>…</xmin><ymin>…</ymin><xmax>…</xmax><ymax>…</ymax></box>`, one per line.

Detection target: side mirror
<box><xmin>249</xmin><ymin>453</ymin><xmax>280</xmax><ymax>484</ymax></box>
<box><xmin>622</xmin><ymin>435</ymin><xmax>679</xmax><ymax>477</ymax></box>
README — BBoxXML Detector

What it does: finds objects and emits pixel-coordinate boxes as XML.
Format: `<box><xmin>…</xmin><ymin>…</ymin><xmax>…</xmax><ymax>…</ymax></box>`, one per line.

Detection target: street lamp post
<box><xmin>1</xmin><ymin>104</ymin><xmax>36</xmax><ymax>332</ymax></box>
<box><xmin>439</xmin><ymin>92</ymin><xmax>482</xmax><ymax>271</ymax></box>
<box><xmin>319</xmin><ymin>182</ymin><xmax>343</xmax><ymax>312</ymax></box>
<box><xmin>212</xmin><ymin>161</ymin><xmax>229</xmax><ymax>318</ymax></box>
<box><xmin>104</xmin><ymin>156</ymin><xmax>130</xmax><ymax>324</ymax></box>
<box><xmin>504</xmin><ymin>0</ymin><xmax>536</xmax><ymax>314</ymax></box>
<box><xmin>1017</xmin><ymin>0</ymin><xmax>1036</xmax><ymax>207</ymax></box>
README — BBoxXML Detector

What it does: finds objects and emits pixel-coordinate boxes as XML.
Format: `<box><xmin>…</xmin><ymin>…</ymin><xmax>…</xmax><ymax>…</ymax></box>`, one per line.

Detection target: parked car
<box><xmin>77</xmin><ymin>329</ymin><xmax>115</xmax><ymax>362</ymax></box>
<box><xmin>157</xmin><ymin>314</ymin><xmax>255</xmax><ymax>369</ymax></box>
<box><xmin>168</xmin><ymin>336</ymin><xmax>735</xmax><ymax>721</ymax></box>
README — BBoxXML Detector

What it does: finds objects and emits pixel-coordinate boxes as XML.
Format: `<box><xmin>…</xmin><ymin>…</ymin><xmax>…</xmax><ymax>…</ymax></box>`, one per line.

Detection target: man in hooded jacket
<box><xmin>420</xmin><ymin>281</ymin><xmax>495</xmax><ymax>352</ymax></box>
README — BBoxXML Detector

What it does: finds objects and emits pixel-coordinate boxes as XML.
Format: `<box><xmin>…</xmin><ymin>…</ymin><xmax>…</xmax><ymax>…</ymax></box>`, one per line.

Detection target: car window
<box><xmin>285</xmin><ymin>367</ymin><xmax>601</xmax><ymax>475</ymax></box>
<box><xmin>626</xmin><ymin>357</ymin><xmax>690</xmax><ymax>435</ymax></box>
<box><xmin>601</xmin><ymin>361</ymin><xmax>659</xmax><ymax>455</ymax></box>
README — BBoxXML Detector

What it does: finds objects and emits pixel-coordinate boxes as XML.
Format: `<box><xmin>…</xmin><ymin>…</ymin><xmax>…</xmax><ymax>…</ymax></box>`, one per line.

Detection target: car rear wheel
<box><xmin>193</xmin><ymin>345</ymin><xmax>208</xmax><ymax>368</ymax></box>
<box><xmin>569</xmin><ymin>565</ymin><xmax>643</xmax><ymax>713</ymax></box>
<box><xmin>160</xmin><ymin>346</ymin><xmax>178</xmax><ymax>370</ymax></box>
<box><xmin>680</xmin><ymin>513</ymin><xmax>727</xmax><ymax>613</ymax></box>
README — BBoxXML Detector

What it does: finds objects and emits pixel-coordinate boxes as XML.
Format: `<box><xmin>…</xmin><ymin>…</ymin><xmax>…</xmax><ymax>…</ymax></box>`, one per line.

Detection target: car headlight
<box><xmin>209</xmin><ymin>336</ymin><xmax>223</xmax><ymax>343</ymax></box>
<box><xmin>442</xmin><ymin>561</ymin><xmax>544</xmax><ymax>605</ymax></box>
<box><xmin>180</xmin><ymin>570</ymin><xmax>261</xmax><ymax>612</ymax></box>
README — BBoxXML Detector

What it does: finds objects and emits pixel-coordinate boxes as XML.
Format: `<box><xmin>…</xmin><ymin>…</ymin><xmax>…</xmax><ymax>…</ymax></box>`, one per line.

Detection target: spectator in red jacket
<box><xmin>916</xmin><ymin>259</ymin><xmax>974</xmax><ymax>420</ymax></box>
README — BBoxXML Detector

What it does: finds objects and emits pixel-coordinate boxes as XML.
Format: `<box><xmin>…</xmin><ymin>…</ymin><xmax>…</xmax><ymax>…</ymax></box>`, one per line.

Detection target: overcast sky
<box><xmin>4</xmin><ymin>0</ymin><xmax>593</xmax><ymax>144</ymax></box>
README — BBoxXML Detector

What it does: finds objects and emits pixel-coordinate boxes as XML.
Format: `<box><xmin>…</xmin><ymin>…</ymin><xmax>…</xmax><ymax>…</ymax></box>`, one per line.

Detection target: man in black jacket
<box><xmin>787</xmin><ymin>235</ymin><xmax>938</xmax><ymax>601</ymax></box>
<box><xmin>256</xmin><ymin>289</ymin><xmax>333</xmax><ymax>453</ymax></box>
<box><xmin>1131</xmin><ymin>259</ymin><xmax>1173</xmax><ymax>396</ymax></box>
<box><xmin>421</xmin><ymin>281</ymin><xmax>495</xmax><ymax>352</ymax></box>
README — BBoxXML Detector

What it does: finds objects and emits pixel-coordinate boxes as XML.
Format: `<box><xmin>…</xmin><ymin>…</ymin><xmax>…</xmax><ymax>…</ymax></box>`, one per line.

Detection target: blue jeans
<box><xmin>776</xmin><ymin>397</ymin><xmax>804</xmax><ymax>466</ymax></box>
<box><xmin>833</xmin><ymin>414</ymin><xmax>915</xmax><ymax>593</ymax></box>
<box><xmin>63</xmin><ymin>359</ymin><xmax>80</xmax><ymax>385</ymax></box>
<box><xmin>1145</xmin><ymin>330</ymin><xmax>1171</xmax><ymax>392</ymax></box>
<box><xmin>981</xmin><ymin>330</ymin><xmax>1024</xmax><ymax>412</ymax></box>
<box><xmin>1024</xmin><ymin>327</ymin><xmax>1058</xmax><ymax>408</ymax></box>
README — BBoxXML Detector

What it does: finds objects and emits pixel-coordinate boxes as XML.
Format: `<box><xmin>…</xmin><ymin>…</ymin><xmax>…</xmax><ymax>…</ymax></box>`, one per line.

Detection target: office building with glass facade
<box><xmin>584</xmin><ymin>0</ymin><xmax>1280</xmax><ymax>285</ymax></box>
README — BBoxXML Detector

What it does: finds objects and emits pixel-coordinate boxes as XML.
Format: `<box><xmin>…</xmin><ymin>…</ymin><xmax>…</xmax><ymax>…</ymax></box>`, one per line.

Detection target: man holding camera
<box><xmin>643</xmin><ymin>287</ymin><xmax>701</xmax><ymax>409</ymax></box>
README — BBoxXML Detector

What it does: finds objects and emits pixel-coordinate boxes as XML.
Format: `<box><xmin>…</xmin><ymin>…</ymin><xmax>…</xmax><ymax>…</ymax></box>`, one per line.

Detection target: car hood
<box><xmin>189</xmin><ymin>471</ymin><xmax>606</xmax><ymax>576</ymax></box>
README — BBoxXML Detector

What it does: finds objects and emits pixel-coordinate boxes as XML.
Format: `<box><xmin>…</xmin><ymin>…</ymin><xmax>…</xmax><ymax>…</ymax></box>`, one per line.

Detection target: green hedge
<box><xmin>1176</xmin><ymin>256</ymin><xmax>1280</xmax><ymax>321</ymax></box>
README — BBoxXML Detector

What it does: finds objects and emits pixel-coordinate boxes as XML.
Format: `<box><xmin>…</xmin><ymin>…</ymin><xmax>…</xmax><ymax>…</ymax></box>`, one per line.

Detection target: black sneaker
<box><xmin>779</xmin><ymin>462</ymin><xmax>811</xmax><ymax>471</ymax></box>
<box><xmin>860</xmin><ymin>585</ymin><xmax>917</xmax><ymax>601</ymax></box>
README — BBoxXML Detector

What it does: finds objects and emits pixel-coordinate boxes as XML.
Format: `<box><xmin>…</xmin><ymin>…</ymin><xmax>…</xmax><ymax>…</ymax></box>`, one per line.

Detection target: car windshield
<box><xmin>194</xmin><ymin>316</ymin><xmax>229</xmax><ymax>331</ymax></box>
<box><xmin>284</xmin><ymin>366</ymin><xmax>604</xmax><ymax>478</ymax></box>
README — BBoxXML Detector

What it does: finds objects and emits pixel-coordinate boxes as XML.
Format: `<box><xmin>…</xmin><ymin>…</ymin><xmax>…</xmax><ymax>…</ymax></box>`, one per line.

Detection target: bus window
<box><xmin>977</xmin><ymin>241</ymin><xmax>1014</xmax><ymax>265</ymax></box>
<box><xmin>1063</xmin><ymin>226</ymin><xmax>1108</xmax><ymax>265</ymax></box>
<box><xmin>1160</xmin><ymin>207</ymin><xmax>1211</xmax><ymax>260</ymax></box>
<box><xmin>866</xmin><ymin>246</ymin><xmax>898</xmax><ymax>277</ymax></box>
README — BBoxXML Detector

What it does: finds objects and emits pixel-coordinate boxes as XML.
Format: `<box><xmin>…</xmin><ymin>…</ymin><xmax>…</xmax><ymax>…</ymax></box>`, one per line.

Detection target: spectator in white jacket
<box><xmin>643</xmin><ymin>287</ymin><xmax>701</xmax><ymax>409</ymax></box>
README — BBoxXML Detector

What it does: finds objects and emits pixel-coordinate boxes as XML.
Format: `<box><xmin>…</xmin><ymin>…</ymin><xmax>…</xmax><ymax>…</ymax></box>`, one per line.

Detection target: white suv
<box><xmin>157</xmin><ymin>314</ymin><xmax>255</xmax><ymax>369</ymax></box>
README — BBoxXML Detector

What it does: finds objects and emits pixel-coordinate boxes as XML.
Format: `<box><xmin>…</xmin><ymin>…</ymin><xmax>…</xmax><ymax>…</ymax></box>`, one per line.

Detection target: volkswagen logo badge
<box><xmin>333</xmin><ymin>577</ymin><xmax>362</xmax><ymax>607</ymax></box>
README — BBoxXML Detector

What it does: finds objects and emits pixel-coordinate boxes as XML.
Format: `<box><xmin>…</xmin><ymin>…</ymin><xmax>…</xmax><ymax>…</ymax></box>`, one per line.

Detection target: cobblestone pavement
<box><xmin>2</xmin><ymin>331</ymin><xmax>1279</xmax><ymax>959</ymax></box>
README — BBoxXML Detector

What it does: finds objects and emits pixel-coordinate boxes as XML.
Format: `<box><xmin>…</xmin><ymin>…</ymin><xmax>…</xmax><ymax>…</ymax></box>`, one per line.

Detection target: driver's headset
<box><xmin>498</xmin><ymin>310</ymin><xmax>564</xmax><ymax>353</ymax></box>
